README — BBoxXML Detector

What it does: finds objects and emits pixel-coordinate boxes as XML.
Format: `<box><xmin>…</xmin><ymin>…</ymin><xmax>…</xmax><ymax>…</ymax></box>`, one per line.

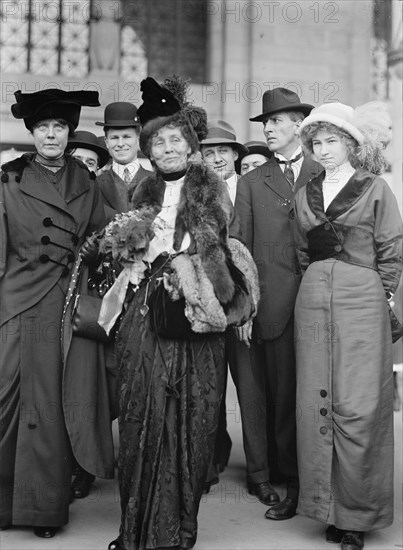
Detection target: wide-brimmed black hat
<box><xmin>67</xmin><ymin>130</ymin><xmax>110</xmax><ymax>168</ymax></box>
<box><xmin>235</xmin><ymin>140</ymin><xmax>271</xmax><ymax>173</ymax></box>
<box><xmin>11</xmin><ymin>89</ymin><xmax>100</xmax><ymax>131</ymax></box>
<box><xmin>95</xmin><ymin>102</ymin><xmax>141</xmax><ymax>128</ymax></box>
<box><xmin>250</xmin><ymin>88</ymin><xmax>313</xmax><ymax>122</ymax></box>
<box><xmin>199</xmin><ymin>120</ymin><xmax>248</xmax><ymax>155</ymax></box>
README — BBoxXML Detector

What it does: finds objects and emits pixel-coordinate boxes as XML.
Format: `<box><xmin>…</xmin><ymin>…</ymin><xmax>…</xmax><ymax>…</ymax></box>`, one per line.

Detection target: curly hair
<box><xmin>139</xmin><ymin>111</ymin><xmax>199</xmax><ymax>159</ymax></box>
<box><xmin>300</xmin><ymin>120</ymin><xmax>389</xmax><ymax>175</ymax></box>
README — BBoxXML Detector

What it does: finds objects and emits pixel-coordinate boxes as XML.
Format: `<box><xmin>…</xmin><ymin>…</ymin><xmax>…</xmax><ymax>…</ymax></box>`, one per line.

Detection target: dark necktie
<box><xmin>276</xmin><ymin>152</ymin><xmax>303</xmax><ymax>189</ymax></box>
<box><xmin>123</xmin><ymin>166</ymin><xmax>132</xmax><ymax>185</ymax></box>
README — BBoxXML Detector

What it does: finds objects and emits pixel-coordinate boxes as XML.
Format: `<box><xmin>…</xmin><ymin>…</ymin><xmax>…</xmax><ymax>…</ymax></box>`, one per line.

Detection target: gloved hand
<box><xmin>79</xmin><ymin>233</ymin><xmax>100</xmax><ymax>263</ymax></box>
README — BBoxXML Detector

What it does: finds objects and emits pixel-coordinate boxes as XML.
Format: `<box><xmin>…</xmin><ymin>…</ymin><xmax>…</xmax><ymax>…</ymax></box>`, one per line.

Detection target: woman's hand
<box><xmin>234</xmin><ymin>320</ymin><xmax>253</xmax><ymax>347</ymax></box>
<box><xmin>80</xmin><ymin>234</ymin><xmax>99</xmax><ymax>263</ymax></box>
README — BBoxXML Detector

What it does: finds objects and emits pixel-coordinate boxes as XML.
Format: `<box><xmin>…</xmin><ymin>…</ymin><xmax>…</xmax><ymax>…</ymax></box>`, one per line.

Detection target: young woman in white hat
<box><xmin>293</xmin><ymin>102</ymin><xmax>402</xmax><ymax>550</ymax></box>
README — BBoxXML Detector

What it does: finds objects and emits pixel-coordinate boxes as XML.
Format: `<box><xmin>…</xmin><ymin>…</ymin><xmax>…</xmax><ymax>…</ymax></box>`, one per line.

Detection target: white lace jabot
<box><xmin>143</xmin><ymin>176</ymin><xmax>191</xmax><ymax>263</ymax></box>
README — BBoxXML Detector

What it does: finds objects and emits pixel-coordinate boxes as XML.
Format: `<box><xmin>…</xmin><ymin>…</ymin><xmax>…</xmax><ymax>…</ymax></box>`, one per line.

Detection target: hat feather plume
<box><xmin>162</xmin><ymin>75</ymin><xmax>208</xmax><ymax>141</ymax></box>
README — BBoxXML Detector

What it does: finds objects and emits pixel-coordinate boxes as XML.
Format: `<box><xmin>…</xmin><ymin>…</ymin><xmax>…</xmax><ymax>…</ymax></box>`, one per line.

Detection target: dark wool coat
<box><xmin>0</xmin><ymin>155</ymin><xmax>110</xmax><ymax>528</ymax></box>
<box><xmin>293</xmin><ymin>169</ymin><xmax>403</xmax><ymax>531</ymax></box>
<box><xmin>233</xmin><ymin>156</ymin><xmax>323</xmax><ymax>340</ymax></box>
<box><xmin>98</xmin><ymin>164</ymin><xmax>153</xmax><ymax>218</ymax></box>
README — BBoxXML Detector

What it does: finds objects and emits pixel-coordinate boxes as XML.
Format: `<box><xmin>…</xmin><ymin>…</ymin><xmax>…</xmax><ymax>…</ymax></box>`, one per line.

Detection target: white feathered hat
<box><xmin>299</xmin><ymin>100</ymin><xmax>392</xmax><ymax>148</ymax></box>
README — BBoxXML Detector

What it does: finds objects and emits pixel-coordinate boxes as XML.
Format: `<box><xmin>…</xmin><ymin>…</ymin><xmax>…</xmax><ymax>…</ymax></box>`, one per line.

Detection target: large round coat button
<box><xmin>320</xmin><ymin>389</ymin><xmax>327</xmax><ymax>397</ymax></box>
<box><xmin>324</xmin><ymin>223</ymin><xmax>330</xmax><ymax>230</ymax></box>
<box><xmin>320</xmin><ymin>408</ymin><xmax>328</xmax><ymax>416</ymax></box>
<box><xmin>334</xmin><ymin>244</ymin><xmax>342</xmax><ymax>252</ymax></box>
<box><xmin>319</xmin><ymin>426</ymin><xmax>328</xmax><ymax>435</ymax></box>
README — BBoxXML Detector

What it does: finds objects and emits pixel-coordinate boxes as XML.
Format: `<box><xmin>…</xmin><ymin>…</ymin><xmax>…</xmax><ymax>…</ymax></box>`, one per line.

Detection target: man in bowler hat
<box><xmin>96</xmin><ymin>102</ymin><xmax>152</xmax><ymax>216</ymax></box>
<box><xmin>233</xmin><ymin>87</ymin><xmax>323</xmax><ymax>520</ymax></box>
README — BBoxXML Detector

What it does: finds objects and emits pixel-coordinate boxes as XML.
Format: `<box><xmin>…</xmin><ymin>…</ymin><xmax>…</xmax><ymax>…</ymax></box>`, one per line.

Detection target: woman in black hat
<box><xmin>102</xmin><ymin>77</ymin><xmax>258</xmax><ymax>550</ymax></box>
<box><xmin>0</xmin><ymin>89</ymin><xmax>111</xmax><ymax>538</ymax></box>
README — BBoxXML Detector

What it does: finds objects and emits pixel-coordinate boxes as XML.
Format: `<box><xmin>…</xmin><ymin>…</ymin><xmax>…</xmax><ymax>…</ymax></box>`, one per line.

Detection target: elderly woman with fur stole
<box><xmin>293</xmin><ymin>102</ymin><xmax>402</xmax><ymax>550</ymax></box>
<box><xmin>98</xmin><ymin>77</ymin><xmax>259</xmax><ymax>550</ymax></box>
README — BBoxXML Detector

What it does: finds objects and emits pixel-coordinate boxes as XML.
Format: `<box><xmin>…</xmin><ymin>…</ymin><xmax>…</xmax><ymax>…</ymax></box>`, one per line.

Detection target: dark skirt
<box><xmin>115</xmin><ymin>272</ymin><xmax>226</xmax><ymax>550</ymax></box>
<box><xmin>0</xmin><ymin>283</ymin><xmax>72</xmax><ymax>527</ymax></box>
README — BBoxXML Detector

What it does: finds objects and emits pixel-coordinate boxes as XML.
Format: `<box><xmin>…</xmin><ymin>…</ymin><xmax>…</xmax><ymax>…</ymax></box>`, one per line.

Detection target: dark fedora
<box><xmin>95</xmin><ymin>102</ymin><xmax>141</xmax><ymax>128</ymax></box>
<box><xmin>235</xmin><ymin>140</ymin><xmax>271</xmax><ymax>173</ymax></box>
<box><xmin>199</xmin><ymin>120</ymin><xmax>248</xmax><ymax>155</ymax></box>
<box><xmin>250</xmin><ymin>87</ymin><xmax>313</xmax><ymax>122</ymax></box>
<box><xmin>67</xmin><ymin>130</ymin><xmax>110</xmax><ymax>168</ymax></box>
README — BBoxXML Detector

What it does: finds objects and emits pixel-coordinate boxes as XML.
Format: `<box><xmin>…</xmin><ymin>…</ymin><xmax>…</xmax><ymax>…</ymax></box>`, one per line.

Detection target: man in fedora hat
<box><xmin>67</xmin><ymin>130</ymin><xmax>110</xmax><ymax>173</ymax></box>
<box><xmin>235</xmin><ymin>140</ymin><xmax>272</xmax><ymax>176</ymax></box>
<box><xmin>96</xmin><ymin>102</ymin><xmax>152</xmax><ymax>215</ymax></box>
<box><xmin>233</xmin><ymin>87</ymin><xmax>323</xmax><ymax>520</ymax></box>
<box><xmin>200</xmin><ymin>120</ymin><xmax>248</xmax><ymax>204</ymax></box>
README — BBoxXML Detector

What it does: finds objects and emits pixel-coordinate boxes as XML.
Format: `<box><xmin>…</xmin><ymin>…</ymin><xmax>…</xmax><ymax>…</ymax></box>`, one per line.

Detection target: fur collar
<box><xmin>132</xmin><ymin>163</ymin><xmax>235</xmax><ymax>304</ymax></box>
<box><xmin>1</xmin><ymin>153</ymin><xmax>96</xmax><ymax>182</ymax></box>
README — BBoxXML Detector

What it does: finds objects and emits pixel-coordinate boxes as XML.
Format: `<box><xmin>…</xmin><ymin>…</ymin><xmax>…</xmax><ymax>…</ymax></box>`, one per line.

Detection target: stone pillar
<box><xmin>89</xmin><ymin>0</ymin><xmax>122</xmax><ymax>75</ymax></box>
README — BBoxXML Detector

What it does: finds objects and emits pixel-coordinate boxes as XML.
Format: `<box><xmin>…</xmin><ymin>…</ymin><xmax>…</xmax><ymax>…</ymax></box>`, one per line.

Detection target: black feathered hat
<box><xmin>11</xmin><ymin>89</ymin><xmax>100</xmax><ymax>131</ymax></box>
<box><xmin>137</xmin><ymin>76</ymin><xmax>208</xmax><ymax>158</ymax></box>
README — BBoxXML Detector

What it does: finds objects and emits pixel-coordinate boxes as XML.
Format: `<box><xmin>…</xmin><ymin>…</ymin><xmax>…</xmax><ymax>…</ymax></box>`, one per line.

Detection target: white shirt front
<box><xmin>112</xmin><ymin>160</ymin><xmax>140</xmax><ymax>183</ymax></box>
<box><xmin>225</xmin><ymin>173</ymin><xmax>238</xmax><ymax>205</ymax></box>
<box><xmin>323</xmin><ymin>162</ymin><xmax>355</xmax><ymax>210</ymax></box>
<box><xmin>274</xmin><ymin>146</ymin><xmax>303</xmax><ymax>182</ymax></box>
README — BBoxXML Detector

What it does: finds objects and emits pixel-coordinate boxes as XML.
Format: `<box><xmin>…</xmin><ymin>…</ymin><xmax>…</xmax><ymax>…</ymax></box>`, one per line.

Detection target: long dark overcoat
<box><xmin>234</xmin><ymin>157</ymin><xmax>322</xmax><ymax>340</ymax></box>
<box><xmin>0</xmin><ymin>154</ymin><xmax>109</xmax><ymax>527</ymax></box>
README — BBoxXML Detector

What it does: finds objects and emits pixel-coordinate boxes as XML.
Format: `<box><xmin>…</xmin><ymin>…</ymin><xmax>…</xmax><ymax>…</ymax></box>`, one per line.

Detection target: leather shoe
<box><xmin>341</xmin><ymin>531</ymin><xmax>364</xmax><ymax>550</ymax></box>
<box><xmin>71</xmin><ymin>470</ymin><xmax>95</xmax><ymax>499</ymax></box>
<box><xmin>326</xmin><ymin>524</ymin><xmax>344</xmax><ymax>543</ymax></box>
<box><xmin>247</xmin><ymin>481</ymin><xmax>279</xmax><ymax>506</ymax></box>
<box><xmin>264</xmin><ymin>497</ymin><xmax>297</xmax><ymax>520</ymax></box>
<box><xmin>108</xmin><ymin>538</ymin><xmax>127</xmax><ymax>550</ymax></box>
<box><xmin>34</xmin><ymin>526</ymin><xmax>59</xmax><ymax>538</ymax></box>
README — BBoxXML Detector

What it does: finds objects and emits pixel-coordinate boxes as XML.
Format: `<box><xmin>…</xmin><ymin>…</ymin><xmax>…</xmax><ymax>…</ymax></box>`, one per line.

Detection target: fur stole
<box><xmin>131</xmin><ymin>163</ymin><xmax>235</xmax><ymax>304</ymax></box>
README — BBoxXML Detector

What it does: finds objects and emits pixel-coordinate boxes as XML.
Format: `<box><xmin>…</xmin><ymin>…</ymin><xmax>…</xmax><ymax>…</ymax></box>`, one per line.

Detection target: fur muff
<box><xmin>169</xmin><ymin>254</ymin><xmax>227</xmax><ymax>333</ymax></box>
<box><xmin>131</xmin><ymin>163</ymin><xmax>235</xmax><ymax>304</ymax></box>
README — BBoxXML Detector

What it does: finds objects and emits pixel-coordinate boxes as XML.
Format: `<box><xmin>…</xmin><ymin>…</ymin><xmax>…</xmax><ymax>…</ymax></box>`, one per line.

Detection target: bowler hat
<box><xmin>95</xmin><ymin>102</ymin><xmax>140</xmax><ymax>127</ymax></box>
<box><xmin>199</xmin><ymin>120</ymin><xmax>249</xmax><ymax>155</ymax></box>
<box><xmin>67</xmin><ymin>130</ymin><xmax>110</xmax><ymax>168</ymax></box>
<box><xmin>235</xmin><ymin>140</ymin><xmax>271</xmax><ymax>173</ymax></box>
<box><xmin>250</xmin><ymin>88</ymin><xmax>313</xmax><ymax>122</ymax></box>
<box><xmin>299</xmin><ymin>102</ymin><xmax>365</xmax><ymax>144</ymax></box>
<box><xmin>11</xmin><ymin>89</ymin><xmax>100</xmax><ymax>131</ymax></box>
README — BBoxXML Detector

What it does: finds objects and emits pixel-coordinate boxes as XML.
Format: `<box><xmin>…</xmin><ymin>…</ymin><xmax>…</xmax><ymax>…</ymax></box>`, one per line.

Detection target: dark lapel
<box><xmin>306</xmin><ymin>168</ymin><xmax>376</xmax><ymax>222</ymax></box>
<box><xmin>19</xmin><ymin>157</ymin><xmax>88</xmax><ymax>215</ymax></box>
<box><xmin>263</xmin><ymin>157</ymin><xmax>294</xmax><ymax>203</ymax></box>
<box><xmin>295</xmin><ymin>157</ymin><xmax>323</xmax><ymax>193</ymax></box>
<box><xmin>98</xmin><ymin>168</ymin><xmax>124</xmax><ymax>210</ymax></box>
<box><xmin>326</xmin><ymin>169</ymin><xmax>376</xmax><ymax>220</ymax></box>
<box><xmin>63</xmin><ymin>157</ymin><xmax>91</xmax><ymax>204</ymax></box>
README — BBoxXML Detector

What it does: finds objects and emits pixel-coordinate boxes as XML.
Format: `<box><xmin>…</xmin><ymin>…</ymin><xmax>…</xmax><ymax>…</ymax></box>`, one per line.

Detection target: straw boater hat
<box><xmin>250</xmin><ymin>87</ymin><xmax>313</xmax><ymax>122</ymax></box>
<box><xmin>199</xmin><ymin>120</ymin><xmax>249</xmax><ymax>156</ymax></box>
<box><xmin>67</xmin><ymin>130</ymin><xmax>110</xmax><ymax>168</ymax></box>
<box><xmin>11</xmin><ymin>89</ymin><xmax>100</xmax><ymax>131</ymax></box>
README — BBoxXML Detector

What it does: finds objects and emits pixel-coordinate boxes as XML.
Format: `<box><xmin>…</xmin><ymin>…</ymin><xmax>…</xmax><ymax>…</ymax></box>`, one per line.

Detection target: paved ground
<box><xmin>1</xmin><ymin>374</ymin><xmax>402</xmax><ymax>550</ymax></box>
